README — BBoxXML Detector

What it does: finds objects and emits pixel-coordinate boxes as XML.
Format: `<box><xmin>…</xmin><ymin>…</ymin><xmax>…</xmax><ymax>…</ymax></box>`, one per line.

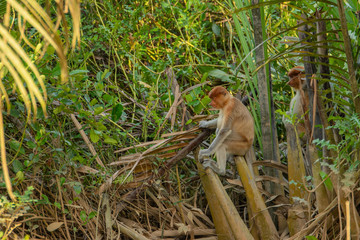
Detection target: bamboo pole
<box><xmin>235</xmin><ymin>156</ymin><xmax>279</xmax><ymax>240</ymax></box>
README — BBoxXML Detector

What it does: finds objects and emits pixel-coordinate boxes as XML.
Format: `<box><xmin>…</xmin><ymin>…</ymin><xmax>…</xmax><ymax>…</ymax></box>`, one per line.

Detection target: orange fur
<box><xmin>199</xmin><ymin>86</ymin><xmax>254</xmax><ymax>175</ymax></box>
<box><xmin>286</xmin><ymin>66</ymin><xmax>309</xmax><ymax>141</ymax></box>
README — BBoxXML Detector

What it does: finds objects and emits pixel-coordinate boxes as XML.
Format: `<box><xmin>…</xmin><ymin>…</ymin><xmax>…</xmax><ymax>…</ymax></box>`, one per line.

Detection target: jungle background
<box><xmin>1</xmin><ymin>0</ymin><xmax>360</xmax><ymax>239</ymax></box>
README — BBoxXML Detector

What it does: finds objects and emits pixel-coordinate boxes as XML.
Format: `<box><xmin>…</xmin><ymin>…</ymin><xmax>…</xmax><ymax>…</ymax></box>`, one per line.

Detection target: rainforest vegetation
<box><xmin>1</xmin><ymin>0</ymin><xmax>360</xmax><ymax>239</ymax></box>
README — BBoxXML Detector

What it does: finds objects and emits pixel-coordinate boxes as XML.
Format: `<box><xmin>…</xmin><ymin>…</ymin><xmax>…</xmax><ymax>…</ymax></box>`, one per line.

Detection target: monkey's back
<box><xmin>223</xmin><ymin>97</ymin><xmax>254</xmax><ymax>155</ymax></box>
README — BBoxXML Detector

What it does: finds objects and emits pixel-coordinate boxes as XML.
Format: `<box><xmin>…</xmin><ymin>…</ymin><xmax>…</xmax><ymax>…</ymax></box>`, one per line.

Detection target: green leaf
<box><xmin>186</xmin><ymin>119</ymin><xmax>193</xmax><ymax>125</ymax></box>
<box><xmin>184</xmin><ymin>94</ymin><xmax>193</xmax><ymax>102</ymax></box>
<box><xmin>29</xmin><ymin>153</ymin><xmax>39</xmax><ymax>163</ymax></box>
<box><xmin>202</xmin><ymin>96</ymin><xmax>211</xmax><ymax>106</ymax></box>
<box><xmin>54</xmin><ymin>105</ymin><xmax>65</xmax><ymax>114</ymax></box>
<box><xmin>80</xmin><ymin>210</ymin><xmax>87</xmax><ymax>222</ymax></box>
<box><xmin>95</xmin><ymin>82</ymin><xmax>104</xmax><ymax>91</ymax></box>
<box><xmin>69</xmin><ymin>69</ymin><xmax>89</xmax><ymax>76</ymax></box>
<box><xmin>320</xmin><ymin>171</ymin><xmax>333</xmax><ymax>191</ymax></box>
<box><xmin>26</xmin><ymin>141</ymin><xmax>37</xmax><ymax>149</ymax></box>
<box><xmin>41</xmin><ymin>194</ymin><xmax>50</xmax><ymax>204</ymax></box>
<box><xmin>90</xmin><ymin>98</ymin><xmax>98</xmax><ymax>106</ymax></box>
<box><xmin>60</xmin><ymin>177</ymin><xmax>66</xmax><ymax>186</ymax></box>
<box><xmin>54</xmin><ymin>202</ymin><xmax>61</xmax><ymax>209</ymax></box>
<box><xmin>88</xmin><ymin>211</ymin><xmax>97</xmax><ymax>219</ymax></box>
<box><xmin>111</xmin><ymin>104</ymin><xmax>124</xmax><ymax>122</ymax></box>
<box><xmin>103</xmin><ymin>94</ymin><xmax>113</xmax><ymax>103</ymax></box>
<box><xmin>208</xmin><ymin>69</ymin><xmax>232</xmax><ymax>82</ymax></box>
<box><xmin>12</xmin><ymin>160</ymin><xmax>24</xmax><ymax>173</ymax></box>
<box><xmin>200</xmin><ymin>72</ymin><xmax>209</xmax><ymax>83</ymax></box>
<box><xmin>104</xmin><ymin>137</ymin><xmax>118</xmax><ymax>145</ymax></box>
<box><xmin>90</xmin><ymin>128</ymin><xmax>100</xmax><ymax>143</ymax></box>
<box><xmin>9</xmin><ymin>140</ymin><xmax>25</xmax><ymax>155</ymax></box>
<box><xmin>94</xmin><ymin>106</ymin><xmax>104</xmax><ymax>115</ymax></box>
<box><xmin>96</xmin><ymin>72</ymin><xmax>102</xmax><ymax>81</ymax></box>
<box><xmin>0</xmin><ymin>0</ymin><xmax>5</xmax><ymax>17</ymax></box>
<box><xmin>46</xmin><ymin>45</ymin><xmax>55</xmax><ymax>56</ymax></box>
<box><xmin>212</xmin><ymin>23</ymin><xmax>221</xmax><ymax>36</ymax></box>
<box><xmin>72</xmin><ymin>155</ymin><xmax>85</xmax><ymax>164</ymax></box>
<box><xmin>102</xmin><ymin>69</ymin><xmax>112</xmax><ymax>79</ymax></box>
<box><xmin>16</xmin><ymin>171</ymin><xmax>25</xmax><ymax>182</ymax></box>
<box><xmin>73</xmin><ymin>183</ymin><xmax>82</xmax><ymax>195</ymax></box>
<box><xmin>95</xmin><ymin>122</ymin><xmax>107</xmax><ymax>131</ymax></box>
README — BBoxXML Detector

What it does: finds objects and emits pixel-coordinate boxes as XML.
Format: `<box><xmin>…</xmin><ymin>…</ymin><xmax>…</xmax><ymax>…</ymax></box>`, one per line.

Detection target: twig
<box><xmin>115</xmin><ymin>129</ymin><xmax>213</xmax><ymax>215</ymax></box>
<box><xmin>56</xmin><ymin>176</ymin><xmax>71</xmax><ymax>240</ymax></box>
<box><xmin>117</xmin><ymin>221</ymin><xmax>150</xmax><ymax>240</ymax></box>
<box><xmin>70</xmin><ymin>114</ymin><xmax>105</xmax><ymax>168</ymax></box>
<box><xmin>288</xmin><ymin>197</ymin><xmax>337</xmax><ymax>239</ymax></box>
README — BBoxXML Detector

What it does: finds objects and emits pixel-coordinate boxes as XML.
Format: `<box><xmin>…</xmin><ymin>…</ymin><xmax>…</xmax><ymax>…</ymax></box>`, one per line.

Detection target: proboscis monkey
<box><xmin>286</xmin><ymin>66</ymin><xmax>309</xmax><ymax>141</ymax></box>
<box><xmin>198</xmin><ymin>86</ymin><xmax>254</xmax><ymax>175</ymax></box>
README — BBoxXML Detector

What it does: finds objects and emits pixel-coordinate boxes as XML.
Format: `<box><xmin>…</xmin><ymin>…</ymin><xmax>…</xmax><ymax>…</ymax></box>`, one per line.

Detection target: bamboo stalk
<box><xmin>200</xmin><ymin>163</ymin><xmax>254</xmax><ymax>240</ymax></box>
<box><xmin>197</xmin><ymin>162</ymin><xmax>236</xmax><ymax>240</ymax></box>
<box><xmin>235</xmin><ymin>156</ymin><xmax>279</xmax><ymax>240</ymax></box>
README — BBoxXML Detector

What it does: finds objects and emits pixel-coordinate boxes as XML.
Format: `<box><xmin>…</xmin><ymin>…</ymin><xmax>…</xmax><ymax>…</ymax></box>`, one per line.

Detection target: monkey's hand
<box><xmin>199</xmin><ymin>120</ymin><xmax>209</xmax><ymax>129</ymax></box>
<box><xmin>199</xmin><ymin>119</ymin><xmax>218</xmax><ymax>129</ymax></box>
<box><xmin>202</xmin><ymin>160</ymin><xmax>226</xmax><ymax>176</ymax></box>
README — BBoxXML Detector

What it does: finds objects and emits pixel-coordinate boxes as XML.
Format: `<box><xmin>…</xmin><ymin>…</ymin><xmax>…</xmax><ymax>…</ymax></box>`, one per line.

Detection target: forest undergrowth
<box><xmin>1</xmin><ymin>0</ymin><xmax>360</xmax><ymax>239</ymax></box>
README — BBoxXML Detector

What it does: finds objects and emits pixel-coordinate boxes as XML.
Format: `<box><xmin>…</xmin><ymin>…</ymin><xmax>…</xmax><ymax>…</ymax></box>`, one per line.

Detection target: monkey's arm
<box><xmin>198</xmin><ymin>128</ymin><xmax>232</xmax><ymax>159</ymax></box>
<box><xmin>199</xmin><ymin>119</ymin><xmax>218</xmax><ymax>129</ymax></box>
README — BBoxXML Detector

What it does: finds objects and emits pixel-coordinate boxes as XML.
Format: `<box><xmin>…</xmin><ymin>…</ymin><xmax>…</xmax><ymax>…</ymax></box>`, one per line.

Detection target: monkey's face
<box><xmin>287</xmin><ymin>75</ymin><xmax>305</xmax><ymax>90</ymax></box>
<box><xmin>208</xmin><ymin>86</ymin><xmax>229</xmax><ymax>109</ymax></box>
<box><xmin>210</xmin><ymin>98</ymin><xmax>218</xmax><ymax>108</ymax></box>
<box><xmin>210</xmin><ymin>97</ymin><xmax>221</xmax><ymax>109</ymax></box>
<box><xmin>209</xmin><ymin>95</ymin><xmax>228</xmax><ymax>109</ymax></box>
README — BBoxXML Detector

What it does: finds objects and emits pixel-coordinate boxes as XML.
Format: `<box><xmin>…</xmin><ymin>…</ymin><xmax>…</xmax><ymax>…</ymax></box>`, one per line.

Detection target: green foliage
<box><xmin>313</xmin><ymin>113</ymin><xmax>360</xmax><ymax>188</ymax></box>
<box><xmin>0</xmin><ymin>187</ymin><xmax>36</xmax><ymax>238</ymax></box>
<box><xmin>2</xmin><ymin>1</ymin><xmax>233</xmax><ymax>219</ymax></box>
<box><xmin>319</xmin><ymin>171</ymin><xmax>333</xmax><ymax>191</ymax></box>
<box><xmin>79</xmin><ymin>210</ymin><xmax>97</xmax><ymax>225</ymax></box>
<box><xmin>2</xmin><ymin>0</ymin><xmax>360</xmax><ymax>238</ymax></box>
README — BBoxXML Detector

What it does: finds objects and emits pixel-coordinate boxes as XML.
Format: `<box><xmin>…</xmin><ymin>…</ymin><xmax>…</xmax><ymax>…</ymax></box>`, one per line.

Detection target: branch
<box><xmin>115</xmin><ymin>129</ymin><xmax>213</xmax><ymax>214</ymax></box>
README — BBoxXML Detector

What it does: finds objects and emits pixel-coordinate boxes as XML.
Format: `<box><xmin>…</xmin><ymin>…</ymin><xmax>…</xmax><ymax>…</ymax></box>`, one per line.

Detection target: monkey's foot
<box><xmin>225</xmin><ymin>169</ymin><xmax>234</xmax><ymax>178</ymax></box>
<box><xmin>202</xmin><ymin>160</ymin><xmax>226</xmax><ymax>176</ymax></box>
<box><xmin>198</xmin><ymin>156</ymin><xmax>210</xmax><ymax>164</ymax></box>
<box><xmin>198</xmin><ymin>149</ymin><xmax>211</xmax><ymax>163</ymax></box>
<box><xmin>227</xmin><ymin>155</ymin><xmax>235</xmax><ymax>166</ymax></box>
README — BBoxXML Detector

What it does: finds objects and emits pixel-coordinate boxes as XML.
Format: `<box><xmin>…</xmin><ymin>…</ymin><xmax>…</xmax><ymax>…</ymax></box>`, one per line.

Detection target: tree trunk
<box><xmin>285</xmin><ymin>122</ymin><xmax>308</xmax><ymax>235</ymax></box>
<box><xmin>251</xmin><ymin>0</ymin><xmax>283</xmax><ymax>200</ymax></box>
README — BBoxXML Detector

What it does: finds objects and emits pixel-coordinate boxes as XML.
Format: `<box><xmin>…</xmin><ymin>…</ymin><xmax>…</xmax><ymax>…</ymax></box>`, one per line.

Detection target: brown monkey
<box><xmin>285</xmin><ymin>66</ymin><xmax>309</xmax><ymax>140</ymax></box>
<box><xmin>198</xmin><ymin>86</ymin><xmax>254</xmax><ymax>175</ymax></box>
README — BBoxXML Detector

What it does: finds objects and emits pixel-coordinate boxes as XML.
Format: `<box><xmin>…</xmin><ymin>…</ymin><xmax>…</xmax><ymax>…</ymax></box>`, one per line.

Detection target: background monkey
<box><xmin>285</xmin><ymin>66</ymin><xmax>309</xmax><ymax>141</ymax></box>
<box><xmin>198</xmin><ymin>86</ymin><xmax>254</xmax><ymax>175</ymax></box>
